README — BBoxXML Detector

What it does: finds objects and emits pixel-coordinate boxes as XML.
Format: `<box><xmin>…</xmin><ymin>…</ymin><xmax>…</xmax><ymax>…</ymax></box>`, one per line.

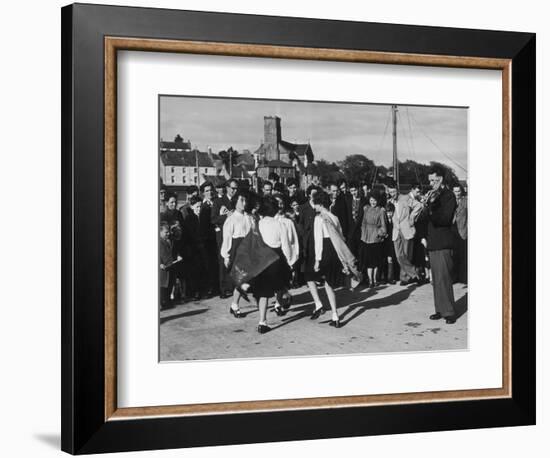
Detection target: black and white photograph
<box><xmin>158</xmin><ymin>95</ymin><xmax>468</xmax><ymax>361</ymax></box>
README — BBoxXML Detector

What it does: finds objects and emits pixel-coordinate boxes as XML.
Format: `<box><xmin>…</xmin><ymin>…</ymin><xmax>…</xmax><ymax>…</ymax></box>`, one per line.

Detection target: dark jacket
<box><xmin>347</xmin><ymin>196</ymin><xmax>366</xmax><ymax>242</ymax></box>
<box><xmin>199</xmin><ymin>200</ymin><xmax>216</xmax><ymax>243</ymax></box>
<box><xmin>330</xmin><ymin>194</ymin><xmax>349</xmax><ymax>239</ymax></box>
<box><xmin>454</xmin><ymin>197</ymin><xmax>468</xmax><ymax>240</ymax></box>
<box><xmin>211</xmin><ymin>195</ymin><xmax>232</xmax><ymax>229</ymax></box>
<box><xmin>426</xmin><ymin>187</ymin><xmax>457</xmax><ymax>251</ymax></box>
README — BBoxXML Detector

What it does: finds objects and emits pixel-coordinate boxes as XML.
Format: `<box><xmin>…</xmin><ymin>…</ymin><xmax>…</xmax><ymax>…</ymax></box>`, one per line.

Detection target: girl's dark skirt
<box><xmin>252</xmin><ymin>247</ymin><xmax>291</xmax><ymax>298</ymax></box>
<box><xmin>227</xmin><ymin>236</ymin><xmax>244</xmax><ymax>287</ymax></box>
<box><xmin>359</xmin><ymin>241</ymin><xmax>384</xmax><ymax>269</ymax></box>
<box><xmin>317</xmin><ymin>238</ymin><xmax>345</xmax><ymax>287</ymax></box>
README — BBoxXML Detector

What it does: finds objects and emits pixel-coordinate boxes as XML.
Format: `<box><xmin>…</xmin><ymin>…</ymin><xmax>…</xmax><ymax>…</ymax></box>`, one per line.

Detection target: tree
<box><xmin>337</xmin><ymin>154</ymin><xmax>376</xmax><ymax>184</ymax></box>
<box><xmin>428</xmin><ymin>161</ymin><xmax>460</xmax><ymax>187</ymax></box>
<box><xmin>392</xmin><ymin>160</ymin><xmax>459</xmax><ymax>187</ymax></box>
<box><xmin>312</xmin><ymin>159</ymin><xmax>343</xmax><ymax>187</ymax></box>
<box><xmin>398</xmin><ymin>159</ymin><xmax>429</xmax><ymax>185</ymax></box>
<box><xmin>218</xmin><ymin>147</ymin><xmax>239</xmax><ymax>170</ymax></box>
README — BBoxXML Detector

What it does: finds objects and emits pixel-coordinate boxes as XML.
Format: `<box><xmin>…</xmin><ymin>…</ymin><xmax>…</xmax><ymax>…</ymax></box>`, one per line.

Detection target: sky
<box><xmin>160</xmin><ymin>95</ymin><xmax>468</xmax><ymax>179</ymax></box>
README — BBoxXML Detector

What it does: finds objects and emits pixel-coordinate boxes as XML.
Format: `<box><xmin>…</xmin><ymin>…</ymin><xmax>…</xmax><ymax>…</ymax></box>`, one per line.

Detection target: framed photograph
<box><xmin>61</xmin><ymin>3</ymin><xmax>535</xmax><ymax>454</ymax></box>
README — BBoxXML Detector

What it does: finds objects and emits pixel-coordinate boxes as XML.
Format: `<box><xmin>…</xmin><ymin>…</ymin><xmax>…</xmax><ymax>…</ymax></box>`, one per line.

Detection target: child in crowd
<box><xmin>381</xmin><ymin>202</ymin><xmax>398</xmax><ymax>284</ymax></box>
<box><xmin>159</xmin><ymin>223</ymin><xmax>176</xmax><ymax>309</ymax></box>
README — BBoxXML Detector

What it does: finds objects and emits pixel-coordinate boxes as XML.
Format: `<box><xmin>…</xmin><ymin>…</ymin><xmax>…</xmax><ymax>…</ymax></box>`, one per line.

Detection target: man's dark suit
<box><xmin>199</xmin><ymin>200</ymin><xmax>218</xmax><ymax>295</ymax></box>
<box><xmin>211</xmin><ymin>195</ymin><xmax>233</xmax><ymax>294</ymax></box>
<box><xmin>330</xmin><ymin>193</ymin><xmax>349</xmax><ymax>240</ymax></box>
<box><xmin>347</xmin><ymin>196</ymin><xmax>366</xmax><ymax>256</ymax></box>
<box><xmin>427</xmin><ymin>187</ymin><xmax>458</xmax><ymax>318</ymax></box>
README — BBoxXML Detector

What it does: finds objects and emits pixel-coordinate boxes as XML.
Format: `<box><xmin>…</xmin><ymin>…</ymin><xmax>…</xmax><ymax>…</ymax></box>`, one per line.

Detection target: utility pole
<box><xmin>195</xmin><ymin>149</ymin><xmax>199</xmax><ymax>186</ymax></box>
<box><xmin>392</xmin><ymin>104</ymin><xmax>399</xmax><ymax>188</ymax></box>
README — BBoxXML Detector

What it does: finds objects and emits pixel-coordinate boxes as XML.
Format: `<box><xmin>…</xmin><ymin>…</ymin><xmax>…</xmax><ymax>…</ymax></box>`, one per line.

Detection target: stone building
<box><xmin>254</xmin><ymin>116</ymin><xmax>317</xmax><ymax>188</ymax></box>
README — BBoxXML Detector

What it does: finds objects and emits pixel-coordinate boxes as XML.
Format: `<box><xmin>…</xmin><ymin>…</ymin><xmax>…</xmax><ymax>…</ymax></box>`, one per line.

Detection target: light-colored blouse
<box><xmin>314</xmin><ymin>210</ymin><xmax>343</xmax><ymax>261</ymax></box>
<box><xmin>258</xmin><ymin>216</ymin><xmax>296</xmax><ymax>266</ymax></box>
<box><xmin>275</xmin><ymin>214</ymin><xmax>300</xmax><ymax>266</ymax></box>
<box><xmin>220</xmin><ymin>211</ymin><xmax>255</xmax><ymax>260</ymax></box>
<box><xmin>360</xmin><ymin>205</ymin><xmax>387</xmax><ymax>244</ymax></box>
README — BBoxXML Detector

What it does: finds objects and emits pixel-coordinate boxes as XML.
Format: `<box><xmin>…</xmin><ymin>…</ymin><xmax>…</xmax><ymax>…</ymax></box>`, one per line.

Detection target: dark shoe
<box><xmin>329</xmin><ymin>319</ymin><xmax>341</xmax><ymax>328</ymax></box>
<box><xmin>272</xmin><ymin>306</ymin><xmax>287</xmax><ymax>316</ymax></box>
<box><xmin>429</xmin><ymin>312</ymin><xmax>442</xmax><ymax>320</ymax></box>
<box><xmin>388</xmin><ymin>279</ymin><xmax>396</xmax><ymax>285</ymax></box>
<box><xmin>445</xmin><ymin>316</ymin><xmax>457</xmax><ymax>324</ymax></box>
<box><xmin>219</xmin><ymin>291</ymin><xmax>229</xmax><ymax>299</ymax></box>
<box><xmin>230</xmin><ymin>307</ymin><xmax>244</xmax><ymax>318</ymax></box>
<box><xmin>310</xmin><ymin>306</ymin><xmax>325</xmax><ymax>320</ymax></box>
<box><xmin>257</xmin><ymin>324</ymin><xmax>271</xmax><ymax>334</ymax></box>
<box><xmin>193</xmin><ymin>292</ymin><xmax>201</xmax><ymax>301</ymax></box>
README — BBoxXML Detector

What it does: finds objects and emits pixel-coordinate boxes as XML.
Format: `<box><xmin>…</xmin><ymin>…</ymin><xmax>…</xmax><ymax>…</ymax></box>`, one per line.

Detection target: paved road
<box><xmin>160</xmin><ymin>282</ymin><xmax>468</xmax><ymax>361</ymax></box>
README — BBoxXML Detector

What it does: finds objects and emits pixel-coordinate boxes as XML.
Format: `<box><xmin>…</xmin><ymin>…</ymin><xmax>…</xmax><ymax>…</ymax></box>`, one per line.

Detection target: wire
<box><xmin>404</xmin><ymin>108</ymin><xmax>421</xmax><ymax>183</ymax></box>
<box><xmin>408</xmin><ymin>110</ymin><xmax>468</xmax><ymax>174</ymax></box>
<box><xmin>371</xmin><ymin>108</ymin><xmax>391</xmax><ymax>185</ymax></box>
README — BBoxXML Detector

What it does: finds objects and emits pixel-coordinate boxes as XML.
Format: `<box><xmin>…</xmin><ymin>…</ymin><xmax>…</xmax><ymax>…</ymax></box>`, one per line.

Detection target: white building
<box><xmin>160</xmin><ymin>135</ymin><xmax>218</xmax><ymax>186</ymax></box>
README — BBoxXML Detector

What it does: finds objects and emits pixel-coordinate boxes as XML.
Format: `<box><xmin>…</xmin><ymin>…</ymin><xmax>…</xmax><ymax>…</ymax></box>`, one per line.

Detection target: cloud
<box><xmin>160</xmin><ymin>96</ymin><xmax>468</xmax><ymax>177</ymax></box>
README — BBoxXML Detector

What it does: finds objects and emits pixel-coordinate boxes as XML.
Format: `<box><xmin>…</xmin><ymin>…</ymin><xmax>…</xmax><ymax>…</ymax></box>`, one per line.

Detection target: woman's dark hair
<box><xmin>273</xmin><ymin>194</ymin><xmax>287</xmax><ymax>211</ymax></box>
<box><xmin>349</xmin><ymin>181</ymin><xmax>360</xmax><ymax>190</ymax></box>
<box><xmin>367</xmin><ymin>191</ymin><xmax>380</xmax><ymax>205</ymax></box>
<box><xmin>305</xmin><ymin>184</ymin><xmax>320</xmax><ymax>197</ymax></box>
<box><xmin>230</xmin><ymin>189</ymin><xmax>250</xmax><ymax>210</ymax></box>
<box><xmin>311</xmin><ymin>190</ymin><xmax>330</xmax><ymax>208</ymax></box>
<box><xmin>258</xmin><ymin>195</ymin><xmax>279</xmax><ymax>217</ymax></box>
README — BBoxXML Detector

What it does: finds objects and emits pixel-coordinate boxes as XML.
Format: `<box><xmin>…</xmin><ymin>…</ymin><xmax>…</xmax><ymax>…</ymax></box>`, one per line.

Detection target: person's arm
<box><xmin>333</xmin><ymin>212</ymin><xmax>344</xmax><ymax>238</ymax></box>
<box><xmin>220</xmin><ymin>216</ymin><xmax>233</xmax><ymax>261</ymax></box>
<box><xmin>280</xmin><ymin>220</ymin><xmax>295</xmax><ymax>266</ymax></box>
<box><xmin>314</xmin><ymin>217</ymin><xmax>323</xmax><ymax>262</ymax></box>
<box><xmin>379</xmin><ymin>208</ymin><xmax>387</xmax><ymax>238</ymax></box>
<box><xmin>211</xmin><ymin>199</ymin><xmax>228</xmax><ymax>227</ymax></box>
<box><xmin>409</xmin><ymin>199</ymin><xmax>423</xmax><ymax>225</ymax></box>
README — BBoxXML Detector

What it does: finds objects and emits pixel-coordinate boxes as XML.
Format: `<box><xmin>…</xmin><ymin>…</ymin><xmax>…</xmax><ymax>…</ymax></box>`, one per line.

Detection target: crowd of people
<box><xmin>159</xmin><ymin>166</ymin><xmax>468</xmax><ymax>334</ymax></box>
